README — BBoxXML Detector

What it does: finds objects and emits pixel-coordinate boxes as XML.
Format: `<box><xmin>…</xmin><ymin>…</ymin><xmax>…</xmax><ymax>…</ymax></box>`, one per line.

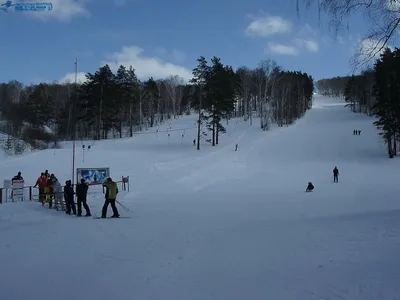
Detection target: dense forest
<box><xmin>315</xmin><ymin>48</ymin><xmax>400</xmax><ymax>157</ymax></box>
<box><xmin>0</xmin><ymin>56</ymin><xmax>314</xmax><ymax>154</ymax></box>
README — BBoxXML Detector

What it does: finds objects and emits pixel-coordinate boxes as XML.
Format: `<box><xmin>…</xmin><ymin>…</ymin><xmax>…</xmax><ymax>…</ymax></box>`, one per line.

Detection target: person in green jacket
<box><xmin>101</xmin><ymin>177</ymin><xmax>120</xmax><ymax>218</ymax></box>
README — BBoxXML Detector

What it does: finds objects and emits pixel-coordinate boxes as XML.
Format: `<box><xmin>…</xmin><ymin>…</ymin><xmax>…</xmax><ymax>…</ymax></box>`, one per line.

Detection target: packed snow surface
<box><xmin>1</xmin><ymin>96</ymin><xmax>400</xmax><ymax>300</ymax></box>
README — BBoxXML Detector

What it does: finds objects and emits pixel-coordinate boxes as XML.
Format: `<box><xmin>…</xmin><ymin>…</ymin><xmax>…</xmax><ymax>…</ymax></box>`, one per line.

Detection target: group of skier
<box><xmin>63</xmin><ymin>178</ymin><xmax>92</xmax><ymax>216</ymax></box>
<box><xmin>306</xmin><ymin>166</ymin><xmax>339</xmax><ymax>192</ymax></box>
<box><xmin>63</xmin><ymin>177</ymin><xmax>120</xmax><ymax>218</ymax></box>
<box><xmin>30</xmin><ymin>171</ymin><xmax>120</xmax><ymax>218</ymax></box>
<box><xmin>33</xmin><ymin>170</ymin><xmax>57</xmax><ymax>207</ymax></box>
<box><xmin>353</xmin><ymin>130</ymin><xmax>362</xmax><ymax>135</ymax></box>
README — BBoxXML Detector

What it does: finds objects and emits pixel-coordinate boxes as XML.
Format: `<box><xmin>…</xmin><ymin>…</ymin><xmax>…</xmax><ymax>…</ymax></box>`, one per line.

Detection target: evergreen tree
<box><xmin>142</xmin><ymin>77</ymin><xmax>160</xmax><ymax>128</ymax></box>
<box><xmin>372</xmin><ymin>48</ymin><xmax>400</xmax><ymax>157</ymax></box>
<box><xmin>190</xmin><ymin>56</ymin><xmax>211</xmax><ymax>150</ymax></box>
<box><xmin>205</xmin><ymin>57</ymin><xmax>237</xmax><ymax>145</ymax></box>
<box><xmin>25</xmin><ymin>83</ymin><xmax>54</xmax><ymax>128</ymax></box>
<box><xmin>81</xmin><ymin>65</ymin><xmax>118</xmax><ymax>140</ymax></box>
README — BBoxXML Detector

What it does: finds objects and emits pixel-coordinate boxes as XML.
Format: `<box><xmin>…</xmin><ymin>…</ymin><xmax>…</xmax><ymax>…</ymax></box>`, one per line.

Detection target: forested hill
<box><xmin>0</xmin><ymin>57</ymin><xmax>313</xmax><ymax>155</ymax></box>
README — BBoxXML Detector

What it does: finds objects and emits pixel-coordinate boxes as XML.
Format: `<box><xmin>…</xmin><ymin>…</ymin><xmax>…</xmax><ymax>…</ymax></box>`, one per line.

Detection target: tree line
<box><xmin>0</xmin><ymin>57</ymin><xmax>314</xmax><ymax>154</ymax></box>
<box><xmin>316</xmin><ymin>48</ymin><xmax>400</xmax><ymax>157</ymax></box>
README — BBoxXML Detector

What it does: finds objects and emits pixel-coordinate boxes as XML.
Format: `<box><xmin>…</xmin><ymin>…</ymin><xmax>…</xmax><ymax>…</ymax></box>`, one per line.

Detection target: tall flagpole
<box><xmin>72</xmin><ymin>58</ymin><xmax>77</xmax><ymax>184</ymax></box>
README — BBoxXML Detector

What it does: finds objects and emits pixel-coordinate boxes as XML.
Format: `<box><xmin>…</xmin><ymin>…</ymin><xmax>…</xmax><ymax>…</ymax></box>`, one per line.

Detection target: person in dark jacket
<box><xmin>306</xmin><ymin>182</ymin><xmax>314</xmax><ymax>192</ymax></box>
<box><xmin>333</xmin><ymin>166</ymin><xmax>339</xmax><ymax>183</ymax></box>
<box><xmin>12</xmin><ymin>171</ymin><xmax>23</xmax><ymax>181</ymax></box>
<box><xmin>76</xmin><ymin>178</ymin><xmax>91</xmax><ymax>217</ymax></box>
<box><xmin>64</xmin><ymin>180</ymin><xmax>76</xmax><ymax>215</ymax></box>
<box><xmin>11</xmin><ymin>172</ymin><xmax>23</xmax><ymax>199</ymax></box>
<box><xmin>101</xmin><ymin>178</ymin><xmax>120</xmax><ymax>218</ymax></box>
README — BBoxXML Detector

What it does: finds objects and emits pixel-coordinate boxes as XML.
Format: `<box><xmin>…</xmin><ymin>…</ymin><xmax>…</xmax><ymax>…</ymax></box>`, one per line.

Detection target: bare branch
<box><xmin>298</xmin><ymin>0</ymin><xmax>400</xmax><ymax>69</ymax></box>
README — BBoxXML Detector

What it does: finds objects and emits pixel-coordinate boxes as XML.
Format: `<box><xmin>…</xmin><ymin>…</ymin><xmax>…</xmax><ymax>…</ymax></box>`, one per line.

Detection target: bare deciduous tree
<box><xmin>297</xmin><ymin>0</ymin><xmax>400</xmax><ymax>69</ymax></box>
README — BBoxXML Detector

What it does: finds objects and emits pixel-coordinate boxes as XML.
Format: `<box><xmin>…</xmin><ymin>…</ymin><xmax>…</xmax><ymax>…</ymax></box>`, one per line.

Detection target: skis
<box><xmin>93</xmin><ymin>216</ymin><xmax>130</xmax><ymax>219</ymax></box>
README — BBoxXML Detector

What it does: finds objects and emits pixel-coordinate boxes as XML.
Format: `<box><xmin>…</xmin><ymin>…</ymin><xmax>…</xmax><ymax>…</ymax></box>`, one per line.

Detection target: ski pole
<box><xmin>116</xmin><ymin>200</ymin><xmax>129</xmax><ymax>211</ymax></box>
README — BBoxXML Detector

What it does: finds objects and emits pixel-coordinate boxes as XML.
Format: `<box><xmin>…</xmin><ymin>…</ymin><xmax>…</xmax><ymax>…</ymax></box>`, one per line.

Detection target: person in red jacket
<box><xmin>34</xmin><ymin>173</ymin><xmax>48</xmax><ymax>205</ymax></box>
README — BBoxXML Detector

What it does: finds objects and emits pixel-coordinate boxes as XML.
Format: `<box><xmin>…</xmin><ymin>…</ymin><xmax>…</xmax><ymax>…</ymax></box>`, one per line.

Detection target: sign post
<box><xmin>76</xmin><ymin>168</ymin><xmax>110</xmax><ymax>185</ymax></box>
<box><xmin>4</xmin><ymin>180</ymin><xmax>11</xmax><ymax>203</ymax></box>
<box><xmin>11</xmin><ymin>179</ymin><xmax>24</xmax><ymax>201</ymax></box>
<box><xmin>122</xmin><ymin>176</ymin><xmax>129</xmax><ymax>191</ymax></box>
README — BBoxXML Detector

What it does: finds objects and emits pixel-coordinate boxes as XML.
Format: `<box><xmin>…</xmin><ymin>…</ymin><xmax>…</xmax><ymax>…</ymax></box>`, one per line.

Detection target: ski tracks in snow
<box><xmin>175</xmin><ymin>129</ymin><xmax>268</xmax><ymax>192</ymax></box>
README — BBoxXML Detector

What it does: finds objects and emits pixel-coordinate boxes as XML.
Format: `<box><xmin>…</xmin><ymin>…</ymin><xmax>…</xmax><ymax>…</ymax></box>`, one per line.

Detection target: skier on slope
<box><xmin>306</xmin><ymin>182</ymin><xmax>314</xmax><ymax>192</ymax></box>
<box><xmin>34</xmin><ymin>173</ymin><xmax>48</xmax><ymax>205</ymax></box>
<box><xmin>53</xmin><ymin>178</ymin><xmax>64</xmax><ymax>211</ymax></box>
<box><xmin>101</xmin><ymin>177</ymin><xmax>120</xmax><ymax>218</ymax></box>
<box><xmin>76</xmin><ymin>178</ymin><xmax>91</xmax><ymax>217</ymax></box>
<box><xmin>46</xmin><ymin>174</ymin><xmax>56</xmax><ymax>209</ymax></box>
<box><xmin>333</xmin><ymin>166</ymin><xmax>339</xmax><ymax>183</ymax></box>
<box><xmin>64</xmin><ymin>180</ymin><xmax>76</xmax><ymax>215</ymax></box>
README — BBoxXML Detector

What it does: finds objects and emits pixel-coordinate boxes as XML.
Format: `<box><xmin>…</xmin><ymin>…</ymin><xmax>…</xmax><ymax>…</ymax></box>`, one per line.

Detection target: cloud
<box><xmin>59</xmin><ymin>46</ymin><xmax>192</xmax><ymax>83</ymax></box>
<box><xmin>358</xmin><ymin>38</ymin><xmax>392</xmax><ymax>60</ymax></box>
<box><xmin>60</xmin><ymin>72</ymin><xmax>87</xmax><ymax>83</ymax></box>
<box><xmin>154</xmin><ymin>47</ymin><xmax>186</xmax><ymax>63</ymax></box>
<box><xmin>266</xmin><ymin>42</ymin><xmax>299</xmax><ymax>55</ymax></box>
<box><xmin>27</xmin><ymin>0</ymin><xmax>89</xmax><ymax>22</ymax></box>
<box><xmin>297</xmin><ymin>24</ymin><xmax>317</xmax><ymax>38</ymax></box>
<box><xmin>294</xmin><ymin>39</ymin><xmax>319</xmax><ymax>52</ymax></box>
<box><xmin>101</xmin><ymin>46</ymin><xmax>192</xmax><ymax>81</ymax></box>
<box><xmin>171</xmin><ymin>49</ymin><xmax>186</xmax><ymax>63</ymax></box>
<box><xmin>293</xmin><ymin>24</ymin><xmax>319</xmax><ymax>52</ymax></box>
<box><xmin>245</xmin><ymin>16</ymin><xmax>292</xmax><ymax>37</ymax></box>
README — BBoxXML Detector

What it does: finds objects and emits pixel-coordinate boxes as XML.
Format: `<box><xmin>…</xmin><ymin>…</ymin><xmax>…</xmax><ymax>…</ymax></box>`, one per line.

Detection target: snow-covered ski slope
<box><xmin>1</xmin><ymin>95</ymin><xmax>400</xmax><ymax>300</ymax></box>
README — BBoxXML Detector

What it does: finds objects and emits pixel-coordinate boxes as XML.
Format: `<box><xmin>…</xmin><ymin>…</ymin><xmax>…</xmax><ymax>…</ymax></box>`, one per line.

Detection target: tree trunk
<box><xmin>197</xmin><ymin>88</ymin><xmax>202</xmax><ymax>150</ymax></box>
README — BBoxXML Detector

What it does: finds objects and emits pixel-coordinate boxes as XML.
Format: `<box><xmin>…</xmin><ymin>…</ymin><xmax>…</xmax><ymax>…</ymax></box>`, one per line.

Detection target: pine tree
<box><xmin>115</xmin><ymin>65</ymin><xmax>140</xmax><ymax>137</ymax></box>
<box><xmin>372</xmin><ymin>48</ymin><xmax>400</xmax><ymax>157</ymax></box>
<box><xmin>205</xmin><ymin>57</ymin><xmax>237</xmax><ymax>145</ymax></box>
<box><xmin>25</xmin><ymin>83</ymin><xmax>54</xmax><ymax>128</ymax></box>
<box><xmin>81</xmin><ymin>65</ymin><xmax>117</xmax><ymax>140</ymax></box>
<box><xmin>190</xmin><ymin>56</ymin><xmax>211</xmax><ymax>150</ymax></box>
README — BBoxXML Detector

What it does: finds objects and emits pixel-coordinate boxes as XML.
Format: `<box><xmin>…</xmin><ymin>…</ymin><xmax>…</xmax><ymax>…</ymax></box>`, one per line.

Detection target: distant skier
<box><xmin>353</xmin><ymin>130</ymin><xmax>356</xmax><ymax>135</ymax></box>
<box><xmin>193</xmin><ymin>139</ymin><xmax>196</xmax><ymax>146</ymax></box>
<box><xmin>235</xmin><ymin>144</ymin><xmax>238</xmax><ymax>151</ymax></box>
<box><xmin>333</xmin><ymin>166</ymin><xmax>339</xmax><ymax>183</ymax></box>
<box><xmin>76</xmin><ymin>178</ymin><xmax>91</xmax><ymax>217</ymax></box>
<box><xmin>358</xmin><ymin>130</ymin><xmax>361</xmax><ymax>135</ymax></box>
<box><xmin>306</xmin><ymin>182</ymin><xmax>314</xmax><ymax>192</ymax></box>
<box><xmin>64</xmin><ymin>180</ymin><xmax>76</xmax><ymax>215</ymax></box>
<box><xmin>101</xmin><ymin>178</ymin><xmax>120</xmax><ymax>218</ymax></box>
